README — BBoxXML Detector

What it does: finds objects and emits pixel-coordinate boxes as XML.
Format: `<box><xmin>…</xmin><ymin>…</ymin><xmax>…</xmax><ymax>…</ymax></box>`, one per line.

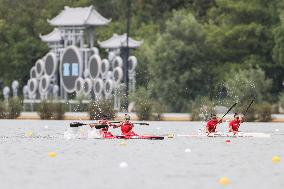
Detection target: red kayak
<box><xmin>116</xmin><ymin>135</ymin><xmax>164</xmax><ymax>140</ymax></box>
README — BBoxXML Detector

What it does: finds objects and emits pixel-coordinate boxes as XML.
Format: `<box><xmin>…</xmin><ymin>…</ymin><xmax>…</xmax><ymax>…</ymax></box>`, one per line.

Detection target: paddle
<box><xmin>219</xmin><ymin>102</ymin><xmax>238</xmax><ymax>123</ymax></box>
<box><xmin>110</xmin><ymin>121</ymin><xmax>149</xmax><ymax>126</ymax></box>
<box><xmin>243</xmin><ymin>97</ymin><xmax>255</xmax><ymax>117</ymax></box>
<box><xmin>70</xmin><ymin>122</ymin><xmax>108</xmax><ymax>129</ymax></box>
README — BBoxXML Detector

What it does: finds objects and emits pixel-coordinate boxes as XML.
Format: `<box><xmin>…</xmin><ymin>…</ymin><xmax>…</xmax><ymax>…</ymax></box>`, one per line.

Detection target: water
<box><xmin>0</xmin><ymin>120</ymin><xmax>283</xmax><ymax>189</ymax></box>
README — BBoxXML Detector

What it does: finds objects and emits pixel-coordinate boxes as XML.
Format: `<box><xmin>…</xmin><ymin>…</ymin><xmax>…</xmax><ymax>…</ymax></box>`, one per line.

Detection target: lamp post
<box><xmin>125</xmin><ymin>0</ymin><xmax>131</xmax><ymax>111</ymax></box>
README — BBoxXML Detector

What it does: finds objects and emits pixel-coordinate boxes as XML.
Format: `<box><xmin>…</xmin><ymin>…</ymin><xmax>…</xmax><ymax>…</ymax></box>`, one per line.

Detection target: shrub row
<box><xmin>0</xmin><ymin>97</ymin><xmax>23</xmax><ymax>119</ymax></box>
<box><xmin>37</xmin><ymin>101</ymin><xmax>66</xmax><ymax>120</ymax></box>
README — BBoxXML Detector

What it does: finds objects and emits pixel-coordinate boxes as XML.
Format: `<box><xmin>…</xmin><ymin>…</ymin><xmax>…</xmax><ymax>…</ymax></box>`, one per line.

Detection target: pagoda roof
<box><xmin>40</xmin><ymin>28</ymin><xmax>62</xmax><ymax>42</ymax></box>
<box><xmin>98</xmin><ymin>34</ymin><xmax>143</xmax><ymax>49</ymax></box>
<box><xmin>48</xmin><ymin>6</ymin><xmax>111</xmax><ymax>27</ymax></box>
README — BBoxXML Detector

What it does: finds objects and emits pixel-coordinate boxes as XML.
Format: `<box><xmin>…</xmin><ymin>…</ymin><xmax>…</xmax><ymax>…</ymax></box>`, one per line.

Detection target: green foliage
<box><xmin>0</xmin><ymin>101</ymin><xmax>7</xmax><ymax>118</ymax></box>
<box><xmin>37</xmin><ymin>101</ymin><xmax>66</xmax><ymax>120</ymax></box>
<box><xmin>255</xmin><ymin>102</ymin><xmax>272</xmax><ymax>122</ymax></box>
<box><xmin>37</xmin><ymin>101</ymin><xmax>53</xmax><ymax>119</ymax></box>
<box><xmin>149</xmin><ymin>10</ymin><xmax>217</xmax><ymax>112</ymax></box>
<box><xmin>279</xmin><ymin>92</ymin><xmax>284</xmax><ymax>109</ymax></box>
<box><xmin>7</xmin><ymin>97</ymin><xmax>23</xmax><ymax>119</ymax></box>
<box><xmin>1</xmin><ymin>0</ymin><xmax>284</xmax><ymax>113</ymax></box>
<box><xmin>88</xmin><ymin>99</ymin><xmax>116</xmax><ymax>120</ymax></box>
<box><xmin>130</xmin><ymin>87</ymin><xmax>153</xmax><ymax>121</ymax></box>
<box><xmin>0</xmin><ymin>98</ymin><xmax>22</xmax><ymax>119</ymax></box>
<box><xmin>191</xmin><ymin>97</ymin><xmax>216</xmax><ymax>121</ymax></box>
<box><xmin>224</xmin><ymin>66</ymin><xmax>272</xmax><ymax>103</ymax></box>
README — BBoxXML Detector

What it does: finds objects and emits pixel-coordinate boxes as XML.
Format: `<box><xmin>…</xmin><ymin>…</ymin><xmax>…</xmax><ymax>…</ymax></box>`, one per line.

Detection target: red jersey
<box><xmin>120</xmin><ymin>121</ymin><xmax>137</xmax><ymax>136</ymax></box>
<box><xmin>229</xmin><ymin>119</ymin><xmax>241</xmax><ymax>132</ymax></box>
<box><xmin>97</xmin><ymin>119</ymin><xmax>115</xmax><ymax>138</ymax></box>
<box><xmin>98</xmin><ymin>119</ymin><xmax>109</xmax><ymax>132</ymax></box>
<box><xmin>206</xmin><ymin>119</ymin><xmax>219</xmax><ymax>133</ymax></box>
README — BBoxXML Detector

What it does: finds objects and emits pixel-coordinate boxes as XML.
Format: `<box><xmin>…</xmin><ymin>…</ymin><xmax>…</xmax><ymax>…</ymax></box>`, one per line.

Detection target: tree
<box><xmin>224</xmin><ymin>66</ymin><xmax>272</xmax><ymax>103</ymax></box>
<box><xmin>149</xmin><ymin>10</ymin><xmax>216</xmax><ymax>112</ymax></box>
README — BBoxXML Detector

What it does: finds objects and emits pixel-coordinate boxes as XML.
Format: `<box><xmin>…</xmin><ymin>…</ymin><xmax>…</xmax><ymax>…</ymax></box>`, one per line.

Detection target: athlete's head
<box><xmin>102</xmin><ymin>114</ymin><xmax>108</xmax><ymax>120</ymax></box>
<box><xmin>124</xmin><ymin>114</ymin><xmax>130</xmax><ymax>121</ymax></box>
<box><xmin>234</xmin><ymin>113</ymin><xmax>239</xmax><ymax>120</ymax></box>
<box><xmin>211</xmin><ymin>113</ymin><xmax>217</xmax><ymax>120</ymax></box>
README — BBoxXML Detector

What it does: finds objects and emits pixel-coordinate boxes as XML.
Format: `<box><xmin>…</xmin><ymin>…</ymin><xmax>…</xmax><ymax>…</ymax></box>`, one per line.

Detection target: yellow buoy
<box><xmin>218</xmin><ymin>177</ymin><xmax>230</xmax><ymax>185</ymax></box>
<box><xmin>167</xmin><ymin>134</ymin><xmax>174</xmax><ymax>138</ymax></box>
<box><xmin>48</xmin><ymin>152</ymin><xmax>57</xmax><ymax>158</ymax></box>
<box><xmin>25</xmin><ymin>131</ymin><xmax>33</xmax><ymax>138</ymax></box>
<box><xmin>119</xmin><ymin>141</ymin><xmax>127</xmax><ymax>146</ymax></box>
<box><xmin>272</xmin><ymin>156</ymin><xmax>281</xmax><ymax>163</ymax></box>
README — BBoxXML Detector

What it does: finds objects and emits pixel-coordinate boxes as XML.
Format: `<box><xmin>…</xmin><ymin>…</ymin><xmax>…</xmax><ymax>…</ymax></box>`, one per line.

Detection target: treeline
<box><xmin>1</xmin><ymin>0</ymin><xmax>284</xmax><ymax>112</ymax></box>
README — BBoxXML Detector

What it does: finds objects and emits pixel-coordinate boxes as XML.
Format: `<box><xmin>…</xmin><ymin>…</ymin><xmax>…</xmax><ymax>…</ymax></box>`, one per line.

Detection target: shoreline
<box><xmin>15</xmin><ymin>112</ymin><xmax>284</xmax><ymax>122</ymax></box>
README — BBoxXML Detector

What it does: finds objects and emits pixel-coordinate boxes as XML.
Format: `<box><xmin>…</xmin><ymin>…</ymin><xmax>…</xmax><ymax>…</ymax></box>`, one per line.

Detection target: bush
<box><xmin>7</xmin><ymin>97</ymin><xmax>23</xmax><ymax>119</ymax></box>
<box><xmin>37</xmin><ymin>101</ymin><xmax>53</xmax><ymax>119</ymax></box>
<box><xmin>88</xmin><ymin>99</ymin><xmax>116</xmax><ymax>120</ymax></box>
<box><xmin>135</xmin><ymin>100</ymin><xmax>152</xmax><ymax>121</ymax></box>
<box><xmin>279</xmin><ymin>92</ymin><xmax>284</xmax><ymax>112</ymax></box>
<box><xmin>0</xmin><ymin>101</ymin><xmax>8</xmax><ymax>118</ymax></box>
<box><xmin>130</xmin><ymin>87</ymin><xmax>153</xmax><ymax>121</ymax></box>
<box><xmin>255</xmin><ymin>102</ymin><xmax>272</xmax><ymax>122</ymax></box>
<box><xmin>52</xmin><ymin>103</ymin><xmax>66</xmax><ymax>120</ymax></box>
<box><xmin>191</xmin><ymin>97</ymin><xmax>216</xmax><ymax>121</ymax></box>
<box><xmin>37</xmin><ymin>101</ymin><xmax>66</xmax><ymax>120</ymax></box>
<box><xmin>0</xmin><ymin>98</ymin><xmax>22</xmax><ymax>119</ymax></box>
<box><xmin>151</xmin><ymin>101</ymin><xmax>167</xmax><ymax>121</ymax></box>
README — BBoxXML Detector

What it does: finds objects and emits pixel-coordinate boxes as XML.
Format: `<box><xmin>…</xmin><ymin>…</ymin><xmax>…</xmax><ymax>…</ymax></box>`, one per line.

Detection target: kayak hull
<box><xmin>116</xmin><ymin>135</ymin><xmax>164</xmax><ymax>140</ymax></box>
<box><xmin>177</xmin><ymin>132</ymin><xmax>271</xmax><ymax>138</ymax></box>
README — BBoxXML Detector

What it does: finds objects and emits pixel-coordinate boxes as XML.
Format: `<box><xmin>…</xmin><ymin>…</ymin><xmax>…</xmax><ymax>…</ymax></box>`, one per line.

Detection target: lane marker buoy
<box><xmin>25</xmin><ymin>131</ymin><xmax>33</xmax><ymax>138</ymax></box>
<box><xmin>48</xmin><ymin>152</ymin><xmax>57</xmax><ymax>158</ymax></box>
<box><xmin>167</xmin><ymin>134</ymin><xmax>174</xmax><ymax>138</ymax></box>
<box><xmin>218</xmin><ymin>177</ymin><xmax>230</xmax><ymax>185</ymax></box>
<box><xmin>119</xmin><ymin>141</ymin><xmax>127</xmax><ymax>146</ymax></box>
<box><xmin>272</xmin><ymin>156</ymin><xmax>281</xmax><ymax>163</ymax></box>
<box><xmin>225</xmin><ymin>139</ymin><xmax>231</xmax><ymax>143</ymax></box>
<box><xmin>119</xmin><ymin>162</ymin><xmax>128</xmax><ymax>168</ymax></box>
<box><xmin>185</xmin><ymin>148</ymin><xmax>191</xmax><ymax>153</ymax></box>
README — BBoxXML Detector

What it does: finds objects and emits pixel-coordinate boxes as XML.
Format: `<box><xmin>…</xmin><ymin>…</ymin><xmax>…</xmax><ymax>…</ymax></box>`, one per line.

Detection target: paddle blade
<box><xmin>94</xmin><ymin>125</ymin><xmax>109</xmax><ymax>129</ymax></box>
<box><xmin>134</xmin><ymin>123</ymin><xmax>149</xmax><ymax>125</ymax></box>
<box><xmin>221</xmin><ymin>102</ymin><xmax>238</xmax><ymax>119</ymax></box>
<box><xmin>110</xmin><ymin>121</ymin><xmax>120</xmax><ymax>123</ymax></box>
<box><xmin>244</xmin><ymin>98</ymin><xmax>255</xmax><ymax>116</ymax></box>
<box><xmin>70</xmin><ymin>122</ymin><xmax>86</xmax><ymax>127</ymax></box>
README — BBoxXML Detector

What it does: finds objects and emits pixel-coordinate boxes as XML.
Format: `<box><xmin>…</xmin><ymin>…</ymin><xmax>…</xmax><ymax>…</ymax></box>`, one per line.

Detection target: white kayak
<box><xmin>177</xmin><ymin>132</ymin><xmax>271</xmax><ymax>138</ymax></box>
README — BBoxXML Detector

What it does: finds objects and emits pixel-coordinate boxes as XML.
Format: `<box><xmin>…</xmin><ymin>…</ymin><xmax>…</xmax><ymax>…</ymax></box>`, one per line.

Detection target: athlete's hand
<box><xmin>89</xmin><ymin>123</ymin><xmax>96</xmax><ymax>128</ymax></box>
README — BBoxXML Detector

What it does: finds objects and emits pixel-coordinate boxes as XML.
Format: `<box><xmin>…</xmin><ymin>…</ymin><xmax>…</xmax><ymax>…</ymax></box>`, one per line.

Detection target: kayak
<box><xmin>64</xmin><ymin>128</ymin><xmax>164</xmax><ymax>140</ymax></box>
<box><xmin>177</xmin><ymin>132</ymin><xmax>271</xmax><ymax>138</ymax></box>
<box><xmin>116</xmin><ymin>135</ymin><xmax>164</xmax><ymax>140</ymax></box>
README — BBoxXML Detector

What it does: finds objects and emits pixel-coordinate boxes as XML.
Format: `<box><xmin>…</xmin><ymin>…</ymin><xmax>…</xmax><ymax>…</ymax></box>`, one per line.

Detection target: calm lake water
<box><xmin>0</xmin><ymin>120</ymin><xmax>283</xmax><ymax>189</ymax></box>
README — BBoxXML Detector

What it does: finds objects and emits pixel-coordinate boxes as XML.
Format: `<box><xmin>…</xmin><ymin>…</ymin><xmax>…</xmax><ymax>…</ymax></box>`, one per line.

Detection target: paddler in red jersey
<box><xmin>89</xmin><ymin>115</ymin><xmax>116</xmax><ymax>138</ymax></box>
<box><xmin>228</xmin><ymin>113</ymin><xmax>243</xmax><ymax>134</ymax></box>
<box><xmin>206</xmin><ymin>113</ymin><xmax>222</xmax><ymax>133</ymax></box>
<box><xmin>119</xmin><ymin>114</ymin><xmax>138</xmax><ymax>137</ymax></box>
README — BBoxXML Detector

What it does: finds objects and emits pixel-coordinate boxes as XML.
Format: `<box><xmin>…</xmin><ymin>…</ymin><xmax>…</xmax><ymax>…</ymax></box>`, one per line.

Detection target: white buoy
<box><xmin>156</xmin><ymin>127</ymin><xmax>160</xmax><ymax>130</ymax></box>
<box><xmin>275</xmin><ymin>129</ymin><xmax>279</xmax><ymax>132</ymax></box>
<box><xmin>119</xmin><ymin>162</ymin><xmax>128</xmax><ymax>168</ymax></box>
<box><xmin>44</xmin><ymin>125</ymin><xmax>49</xmax><ymax>129</ymax></box>
<box><xmin>185</xmin><ymin>148</ymin><xmax>191</xmax><ymax>153</ymax></box>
